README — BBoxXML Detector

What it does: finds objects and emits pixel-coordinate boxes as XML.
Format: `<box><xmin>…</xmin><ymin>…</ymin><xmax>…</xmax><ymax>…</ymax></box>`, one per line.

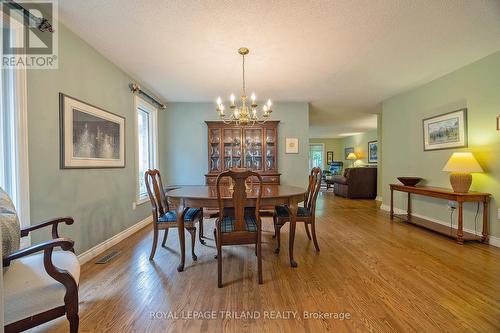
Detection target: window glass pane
<box><xmin>137</xmin><ymin>108</ymin><xmax>151</xmax><ymax>198</ymax></box>
<box><xmin>308</xmin><ymin>144</ymin><xmax>323</xmax><ymax>169</ymax></box>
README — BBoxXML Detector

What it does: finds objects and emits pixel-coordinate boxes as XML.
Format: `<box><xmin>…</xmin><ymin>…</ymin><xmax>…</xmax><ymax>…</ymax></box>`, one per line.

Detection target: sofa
<box><xmin>332</xmin><ymin>167</ymin><xmax>377</xmax><ymax>199</ymax></box>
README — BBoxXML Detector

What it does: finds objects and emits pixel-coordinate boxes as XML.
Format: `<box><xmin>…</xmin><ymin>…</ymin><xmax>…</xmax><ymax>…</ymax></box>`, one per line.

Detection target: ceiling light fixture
<box><xmin>215</xmin><ymin>47</ymin><xmax>272</xmax><ymax>126</ymax></box>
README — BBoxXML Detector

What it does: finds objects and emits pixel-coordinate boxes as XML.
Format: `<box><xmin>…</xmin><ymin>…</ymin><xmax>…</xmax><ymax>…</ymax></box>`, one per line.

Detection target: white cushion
<box><xmin>3</xmin><ymin>250</ymin><xmax>80</xmax><ymax>325</ymax></box>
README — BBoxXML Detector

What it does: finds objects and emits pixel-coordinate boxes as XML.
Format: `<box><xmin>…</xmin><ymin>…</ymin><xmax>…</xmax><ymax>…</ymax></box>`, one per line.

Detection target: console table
<box><xmin>389</xmin><ymin>184</ymin><xmax>491</xmax><ymax>244</ymax></box>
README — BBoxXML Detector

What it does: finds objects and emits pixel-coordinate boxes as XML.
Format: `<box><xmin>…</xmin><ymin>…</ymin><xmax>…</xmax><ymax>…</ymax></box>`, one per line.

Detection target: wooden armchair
<box><xmin>214</xmin><ymin>169</ymin><xmax>263</xmax><ymax>288</ymax></box>
<box><xmin>273</xmin><ymin>167</ymin><xmax>322</xmax><ymax>254</ymax></box>
<box><xmin>2</xmin><ymin>188</ymin><xmax>79</xmax><ymax>333</ymax></box>
<box><xmin>145</xmin><ymin>169</ymin><xmax>203</xmax><ymax>261</ymax></box>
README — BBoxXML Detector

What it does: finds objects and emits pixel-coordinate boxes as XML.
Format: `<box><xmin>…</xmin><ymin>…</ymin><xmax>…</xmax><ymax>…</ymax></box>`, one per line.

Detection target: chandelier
<box><xmin>215</xmin><ymin>47</ymin><xmax>272</xmax><ymax>126</ymax></box>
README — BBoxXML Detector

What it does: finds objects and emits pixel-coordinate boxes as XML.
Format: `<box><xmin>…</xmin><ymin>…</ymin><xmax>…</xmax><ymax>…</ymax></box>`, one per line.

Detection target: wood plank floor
<box><xmin>34</xmin><ymin>191</ymin><xmax>500</xmax><ymax>332</ymax></box>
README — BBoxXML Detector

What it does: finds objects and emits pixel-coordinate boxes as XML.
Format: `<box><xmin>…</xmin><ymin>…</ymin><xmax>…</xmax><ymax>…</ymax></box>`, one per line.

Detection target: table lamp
<box><xmin>442</xmin><ymin>152</ymin><xmax>483</xmax><ymax>193</ymax></box>
<box><xmin>346</xmin><ymin>152</ymin><xmax>357</xmax><ymax>168</ymax></box>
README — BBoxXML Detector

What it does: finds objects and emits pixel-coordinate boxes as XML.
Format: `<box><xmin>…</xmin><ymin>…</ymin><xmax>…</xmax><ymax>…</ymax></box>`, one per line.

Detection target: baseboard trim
<box><xmin>379</xmin><ymin>204</ymin><xmax>500</xmax><ymax>248</ymax></box>
<box><xmin>78</xmin><ymin>215</ymin><xmax>152</xmax><ymax>264</ymax></box>
<box><xmin>375</xmin><ymin>196</ymin><xmax>382</xmax><ymax>202</ymax></box>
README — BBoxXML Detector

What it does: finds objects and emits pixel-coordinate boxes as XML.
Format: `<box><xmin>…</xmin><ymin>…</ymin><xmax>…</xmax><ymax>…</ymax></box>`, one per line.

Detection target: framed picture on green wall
<box><xmin>422</xmin><ymin>108</ymin><xmax>467</xmax><ymax>151</ymax></box>
<box><xmin>327</xmin><ymin>151</ymin><xmax>334</xmax><ymax>164</ymax></box>
<box><xmin>344</xmin><ymin>147</ymin><xmax>354</xmax><ymax>159</ymax></box>
<box><xmin>368</xmin><ymin>141</ymin><xmax>378</xmax><ymax>163</ymax></box>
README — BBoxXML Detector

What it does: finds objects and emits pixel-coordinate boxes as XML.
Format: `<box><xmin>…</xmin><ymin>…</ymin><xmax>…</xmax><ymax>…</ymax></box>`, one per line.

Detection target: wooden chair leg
<box><xmin>149</xmin><ymin>225</ymin><xmax>159</xmax><ymax>260</ymax></box>
<box><xmin>257</xmin><ymin>236</ymin><xmax>263</xmax><ymax>284</ymax></box>
<box><xmin>213</xmin><ymin>228</ymin><xmax>218</xmax><ymax>259</ymax></box>
<box><xmin>304</xmin><ymin>222</ymin><xmax>312</xmax><ymax>240</ymax></box>
<box><xmin>217</xmin><ymin>232</ymin><xmax>223</xmax><ymax>288</ymax></box>
<box><xmin>274</xmin><ymin>223</ymin><xmax>282</xmax><ymax>254</ymax></box>
<box><xmin>310</xmin><ymin>220</ymin><xmax>320</xmax><ymax>252</ymax></box>
<box><xmin>272</xmin><ymin>214</ymin><xmax>277</xmax><ymax>238</ymax></box>
<box><xmin>187</xmin><ymin>227</ymin><xmax>197</xmax><ymax>261</ymax></box>
<box><xmin>161</xmin><ymin>228</ymin><xmax>169</xmax><ymax>247</ymax></box>
<box><xmin>68</xmin><ymin>313</ymin><xmax>79</xmax><ymax>333</ymax></box>
<box><xmin>198</xmin><ymin>218</ymin><xmax>206</xmax><ymax>245</ymax></box>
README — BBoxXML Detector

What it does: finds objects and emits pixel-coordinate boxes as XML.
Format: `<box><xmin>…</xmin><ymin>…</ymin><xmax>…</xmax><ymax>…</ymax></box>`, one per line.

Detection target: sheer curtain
<box><xmin>0</xmin><ymin>15</ymin><xmax>30</xmax><ymax>239</ymax></box>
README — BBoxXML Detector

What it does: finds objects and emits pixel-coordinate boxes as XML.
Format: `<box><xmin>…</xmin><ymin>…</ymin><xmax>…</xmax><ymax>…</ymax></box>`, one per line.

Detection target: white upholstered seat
<box><xmin>3</xmin><ymin>250</ymin><xmax>80</xmax><ymax>325</ymax></box>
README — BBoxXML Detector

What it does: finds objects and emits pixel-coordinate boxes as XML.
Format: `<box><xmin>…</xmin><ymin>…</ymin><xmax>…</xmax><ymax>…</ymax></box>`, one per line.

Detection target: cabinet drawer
<box><xmin>262</xmin><ymin>176</ymin><xmax>280</xmax><ymax>184</ymax></box>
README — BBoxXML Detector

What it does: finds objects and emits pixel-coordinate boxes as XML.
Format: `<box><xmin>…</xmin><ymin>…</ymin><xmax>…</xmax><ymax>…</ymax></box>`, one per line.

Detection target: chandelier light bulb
<box><xmin>251</xmin><ymin>93</ymin><xmax>256</xmax><ymax>102</ymax></box>
<box><xmin>216</xmin><ymin>97</ymin><xmax>222</xmax><ymax>105</ymax></box>
<box><xmin>267</xmin><ymin>99</ymin><xmax>272</xmax><ymax>107</ymax></box>
<box><xmin>230</xmin><ymin>94</ymin><xmax>235</xmax><ymax>103</ymax></box>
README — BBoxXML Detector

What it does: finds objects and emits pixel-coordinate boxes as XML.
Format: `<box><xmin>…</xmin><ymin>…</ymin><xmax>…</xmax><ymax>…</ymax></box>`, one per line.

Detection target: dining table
<box><xmin>166</xmin><ymin>184</ymin><xmax>307</xmax><ymax>272</ymax></box>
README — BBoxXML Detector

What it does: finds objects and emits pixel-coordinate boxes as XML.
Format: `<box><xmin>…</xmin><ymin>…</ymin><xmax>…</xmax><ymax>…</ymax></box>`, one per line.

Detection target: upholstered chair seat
<box><xmin>4</xmin><ymin>251</ymin><xmax>80</xmax><ymax>326</ymax></box>
<box><xmin>220</xmin><ymin>215</ymin><xmax>257</xmax><ymax>233</ymax></box>
<box><xmin>274</xmin><ymin>205</ymin><xmax>311</xmax><ymax>218</ymax></box>
<box><xmin>158</xmin><ymin>208</ymin><xmax>202</xmax><ymax>223</ymax></box>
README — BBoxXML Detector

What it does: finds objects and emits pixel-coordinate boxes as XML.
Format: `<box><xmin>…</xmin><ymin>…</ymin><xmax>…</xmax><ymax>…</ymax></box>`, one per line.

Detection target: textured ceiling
<box><xmin>58</xmin><ymin>0</ymin><xmax>500</xmax><ymax>138</ymax></box>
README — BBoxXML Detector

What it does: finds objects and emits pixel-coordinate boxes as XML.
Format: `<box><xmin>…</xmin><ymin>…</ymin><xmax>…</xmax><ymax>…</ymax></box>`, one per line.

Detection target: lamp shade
<box><xmin>442</xmin><ymin>152</ymin><xmax>483</xmax><ymax>173</ymax></box>
<box><xmin>346</xmin><ymin>153</ymin><xmax>357</xmax><ymax>160</ymax></box>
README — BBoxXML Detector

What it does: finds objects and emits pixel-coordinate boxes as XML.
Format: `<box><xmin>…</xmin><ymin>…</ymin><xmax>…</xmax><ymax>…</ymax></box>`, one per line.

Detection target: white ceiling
<box><xmin>58</xmin><ymin>0</ymin><xmax>500</xmax><ymax>138</ymax></box>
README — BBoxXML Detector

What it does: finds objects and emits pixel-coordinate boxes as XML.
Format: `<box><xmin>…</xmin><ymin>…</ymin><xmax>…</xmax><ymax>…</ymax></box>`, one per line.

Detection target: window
<box><xmin>0</xmin><ymin>14</ymin><xmax>30</xmax><ymax>239</ymax></box>
<box><xmin>309</xmin><ymin>144</ymin><xmax>324</xmax><ymax>170</ymax></box>
<box><xmin>135</xmin><ymin>97</ymin><xmax>158</xmax><ymax>202</ymax></box>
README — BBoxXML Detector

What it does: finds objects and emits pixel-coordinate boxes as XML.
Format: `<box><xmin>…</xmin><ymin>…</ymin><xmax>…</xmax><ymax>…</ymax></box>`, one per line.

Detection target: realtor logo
<box><xmin>1</xmin><ymin>0</ymin><xmax>58</xmax><ymax>69</ymax></box>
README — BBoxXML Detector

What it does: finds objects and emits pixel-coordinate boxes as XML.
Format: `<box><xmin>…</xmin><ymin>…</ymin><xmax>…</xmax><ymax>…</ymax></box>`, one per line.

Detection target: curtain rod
<box><xmin>129</xmin><ymin>83</ymin><xmax>166</xmax><ymax>109</ymax></box>
<box><xmin>4</xmin><ymin>1</ymin><xmax>54</xmax><ymax>32</ymax></box>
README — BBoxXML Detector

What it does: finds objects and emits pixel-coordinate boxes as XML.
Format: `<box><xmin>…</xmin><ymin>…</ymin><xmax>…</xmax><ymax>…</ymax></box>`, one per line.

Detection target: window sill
<box><xmin>136</xmin><ymin>197</ymin><xmax>149</xmax><ymax>206</ymax></box>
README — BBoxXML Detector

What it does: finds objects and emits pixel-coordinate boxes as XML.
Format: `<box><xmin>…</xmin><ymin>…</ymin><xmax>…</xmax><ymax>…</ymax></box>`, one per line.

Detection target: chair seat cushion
<box><xmin>220</xmin><ymin>215</ymin><xmax>257</xmax><ymax>233</ymax></box>
<box><xmin>0</xmin><ymin>187</ymin><xmax>21</xmax><ymax>259</ymax></box>
<box><xmin>3</xmin><ymin>250</ymin><xmax>80</xmax><ymax>325</ymax></box>
<box><xmin>158</xmin><ymin>208</ymin><xmax>201</xmax><ymax>222</ymax></box>
<box><xmin>275</xmin><ymin>205</ymin><xmax>311</xmax><ymax>218</ymax></box>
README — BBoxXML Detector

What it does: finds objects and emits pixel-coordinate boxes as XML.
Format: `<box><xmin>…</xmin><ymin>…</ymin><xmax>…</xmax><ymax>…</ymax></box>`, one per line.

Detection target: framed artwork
<box><xmin>327</xmin><ymin>151</ymin><xmax>334</xmax><ymax>164</ymax></box>
<box><xmin>60</xmin><ymin>93</ymin><xmax>125</xmax><ymax>168</ymax></box>
<box><xmin>368</xmin><ymin>140</ymin><xmax>378</xmax><ymax>163</ymax></box>
<box><xmin>344</xmin><ymin>147</ymin><xmax>354</xmax><ymax>159</ymax></box>
<box><xmin>423</xmin><ymin>108</ymin><xmax>467</xmax><ymax>151</ymax></box>
<box><xmin>497</xmin><ymin>115</ymin><xmax>500</xmax><ymax>130</ymax></box>
<box><xmin>285</xmin><ymin>138</ymin><xmax>299</xmax><ymax>154</ymax></box>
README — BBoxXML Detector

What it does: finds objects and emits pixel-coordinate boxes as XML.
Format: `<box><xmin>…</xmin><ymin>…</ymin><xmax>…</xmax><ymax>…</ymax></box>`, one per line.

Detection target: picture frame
<box><xmin>60</xmin><ymin>93</ymin><xmax>125</xmax><ymax>168</ymax></box>
<box><xmin>285</xmin><ymin>138</ymin><xmax>299</xmax><ymax>154</ymax></box>
<box><xmin>327</xmin><ymin>151</ymin><xmax>334</xmax><ymax>164</ymax></box>
<box><xmin>422</xmin><ymin>108</ymin><xmax>467</xmax><ymax>151</ymax></box>
<box><xmin>368</xmin><ymin>140</ymin><xmax>378</xmax><ymax>164</ymax></box>
<box><xmin>497</xmin><ymin>115</ymin><xmax>500</xmax><ymax>130</ymax></box>
<box><xmin>344</xmin><ymin>147</ymin><xmax>354</xmax><ymax>159</ymax></box>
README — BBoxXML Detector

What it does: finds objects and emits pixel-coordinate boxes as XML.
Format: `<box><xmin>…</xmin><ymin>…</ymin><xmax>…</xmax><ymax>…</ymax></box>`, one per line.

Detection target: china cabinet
<box><xmin>205</xmin><ymin>121</ymin><xmax>280</xmax><ymax>185</ymax></box>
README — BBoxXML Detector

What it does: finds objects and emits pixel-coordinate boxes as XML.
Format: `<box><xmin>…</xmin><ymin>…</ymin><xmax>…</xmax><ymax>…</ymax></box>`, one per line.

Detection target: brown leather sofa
<box><xmin>332</xmin><ymin>167</ymin><xmax>377</xmax><ymax>199</ymax></box>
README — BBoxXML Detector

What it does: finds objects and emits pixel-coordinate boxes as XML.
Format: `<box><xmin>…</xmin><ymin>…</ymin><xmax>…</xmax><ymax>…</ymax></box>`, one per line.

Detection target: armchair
<box><xmin>2</xmin><ymin>189</ymin><xmax>79</xmax><ymax>333</ymax></box>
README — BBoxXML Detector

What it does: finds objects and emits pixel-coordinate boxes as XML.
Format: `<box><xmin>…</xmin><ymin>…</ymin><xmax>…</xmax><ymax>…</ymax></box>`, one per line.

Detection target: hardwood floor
<box><xmin>34</xmin><ymin>191</ymin><xmax>500</xmax><ymax>332</ymax></box>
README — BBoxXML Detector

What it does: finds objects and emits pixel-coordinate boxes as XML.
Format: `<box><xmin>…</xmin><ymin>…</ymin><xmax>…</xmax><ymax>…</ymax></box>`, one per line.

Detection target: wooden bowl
<box><xmin>397</xmin><ymin>177</ymin><xmax>422</xmax><ymax>187</ymax></box>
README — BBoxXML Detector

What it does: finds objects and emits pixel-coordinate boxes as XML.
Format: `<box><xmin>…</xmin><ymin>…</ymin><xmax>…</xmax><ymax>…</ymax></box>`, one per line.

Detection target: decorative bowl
<box><xmin>397</xmin><ymin>177</ymin><xmax>422</xmax><ymax>187</ymax></box>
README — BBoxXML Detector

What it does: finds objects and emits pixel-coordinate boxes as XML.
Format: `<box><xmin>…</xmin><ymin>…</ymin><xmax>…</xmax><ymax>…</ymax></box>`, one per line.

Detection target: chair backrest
<box><xmin>304</xmin><ymin>167</ymin><xmax>322</xmax><ymax>215</ymax></box>
<box><xmin>144</xmin><ymin>169</ymin><xmax>169</xmax><ymax>221</ymax></box>
<box><xmin>216</xmin><ymin>168</ymin><xmax>263</xmax><ymax>232</ymax></box>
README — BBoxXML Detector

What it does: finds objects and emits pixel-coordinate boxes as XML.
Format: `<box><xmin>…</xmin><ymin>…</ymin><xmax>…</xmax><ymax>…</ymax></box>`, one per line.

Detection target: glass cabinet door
<box><xmin>209</xmin><ymin>128</ymin><xmax>221</xmax><ymax>172</ymax></box>
<box><xmin>243</xmin><ymin>128</ymin><xmax>263</xmax><ymax>171</ymax></box>
<box><xmin>265</xmin><ymin>128</ymin><xmax>276</xmax><ymax>171</ymax></box>
<box><xmin>222</xmin><ymin>128</ymin><xmax>242</xmax><ymax>170</ymax></box>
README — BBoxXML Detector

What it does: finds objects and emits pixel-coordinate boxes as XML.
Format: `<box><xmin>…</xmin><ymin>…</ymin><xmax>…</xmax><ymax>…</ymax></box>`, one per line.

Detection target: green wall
<box><xmin>27</xmin><ymin>23</ymin><xmax>152</xmax><ymax>253</ymax></box>
<box><xmin>162</xmin><ymin>102</ymin><xmax>310</xmax><ymax>188</ymax></box>
<box><xmin>382</xmin><ymin>50</ymin><xmax>500</xmax><ymax>239</ymax></box>
<box><xmin>309</xmin><ymin>138</ymin><xmax>343</xmax><ymax>169</ymax></box>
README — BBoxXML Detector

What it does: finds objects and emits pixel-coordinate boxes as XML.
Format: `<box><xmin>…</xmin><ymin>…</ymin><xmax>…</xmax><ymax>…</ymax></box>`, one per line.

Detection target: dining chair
<box><xmin>273</xmin><ymin>167</ymin><xmax>322</xmax><ymax>253</ymax></box>
<box><xmin>145</xmin><ymin>169</ymin><xmax>203</xmax><ymax>261</ymax></box>
<box><xmin>214</xmin><ymin>169</ymin><xmax>263</xmax><ymax>288</ymax></box>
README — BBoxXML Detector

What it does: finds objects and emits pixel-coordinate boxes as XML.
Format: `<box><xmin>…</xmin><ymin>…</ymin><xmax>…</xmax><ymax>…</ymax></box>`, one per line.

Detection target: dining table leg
<box><xmin>172</xmin><ymin>198</ymin><xmax>187</xmax><ymax>272</ymax></box>
<box><xmin>288</xmin><ymin>198</ymin><xmax>299</xmax><ymax>268</ymax></box>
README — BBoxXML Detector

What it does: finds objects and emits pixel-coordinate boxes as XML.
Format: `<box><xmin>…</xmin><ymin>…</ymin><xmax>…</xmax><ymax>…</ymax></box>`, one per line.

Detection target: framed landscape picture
<box><xmin>344</xmin><ymin>147</ymin><xmax>354</xmax><ymax>159</ymax></box>
<box><xmin>60</xmin><ymin>93</ymin><xmax>125</xmax><ymax>168</ymax></box>
<box><xmin>423</xmin><ymin>108</ymin><xmax>467</xmax><ymax>151</ymax></box>
<box><xmin>368</xmin><ymin>140</ymin><xmax>378</xmax><ymax>163</ymax></box>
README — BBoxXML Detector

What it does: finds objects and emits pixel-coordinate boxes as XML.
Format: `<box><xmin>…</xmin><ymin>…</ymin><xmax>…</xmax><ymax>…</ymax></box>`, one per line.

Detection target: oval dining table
<box><xmin>167</xmin><ymin>185</ymin><xmax>307</xmax><ymax>272</ymax></box>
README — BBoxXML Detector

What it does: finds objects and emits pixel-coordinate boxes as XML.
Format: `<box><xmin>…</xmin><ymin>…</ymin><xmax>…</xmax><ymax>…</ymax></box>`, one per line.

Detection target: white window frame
<box><xmin>0</xmin><ymin>13</ymin><xmax>31</xmax><ymax>247</ymax></box>
<box><xmin>0</xmin><ymin>14</ymin><xmax>31</xmax><ymax>246</ymax></box>
<box><xmin>134</xmin><ymin>96</ymin><xmax>158</xmax><ymax>205</ymax></box>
